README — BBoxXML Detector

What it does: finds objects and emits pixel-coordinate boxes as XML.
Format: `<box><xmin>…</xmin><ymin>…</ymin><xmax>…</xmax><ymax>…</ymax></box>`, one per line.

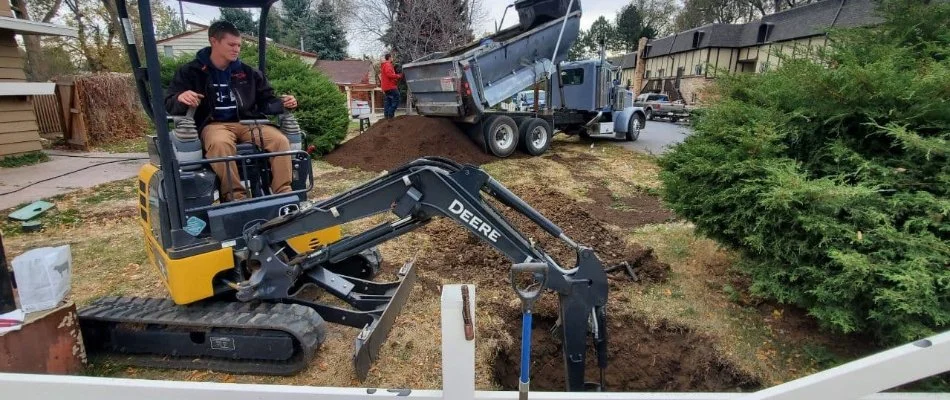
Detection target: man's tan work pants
<box><xmin>201</xmin><ymin>122</ymin><xmax>292</xmax><ymax>201</ymax></box>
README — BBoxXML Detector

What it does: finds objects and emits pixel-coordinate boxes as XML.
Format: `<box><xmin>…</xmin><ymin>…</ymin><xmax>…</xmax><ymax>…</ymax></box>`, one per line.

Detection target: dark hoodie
<box><xmin>165</xmin><ymin>47</ymin><xmax>284</xmax><ymax>132</ymax></box>
<box><xmin>197</xmin><ymin>47</ymin><xmax>239</xmax><ymax>122</ymax></box>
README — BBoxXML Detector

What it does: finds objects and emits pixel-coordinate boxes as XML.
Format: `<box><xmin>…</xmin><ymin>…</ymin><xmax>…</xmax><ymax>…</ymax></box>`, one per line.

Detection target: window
<box><xmin>658</xmin><ymin>68</ymin><xmax>665</xmax><ymax>78</ymax></box>
<box><xmin>692</xmin><ymin>31</ymin><xmax>705</xmax><ymax>48</ymax></box>
<box><xmin>757</xmin><ymin>23</ymin><xmax>773</xmax><ymax>43</ymax></box>
<box><xmin>560</xmin><ymin>68</ymin><xmax>584</xmax><ymax>85</ymax></box>
<box><xmin>645</xmin><ymin>70</ymin><xmax>651</xmax><ymax>79</ymax></box>
<box><xmin>695</xmin><ymin>64</ymin><xmax>704</xmax><ymax>75</ymax></box>
<box><xmin>163</xmin><ymin>45</ymin><xmax>174</xmax><ymax>57</ymax></box>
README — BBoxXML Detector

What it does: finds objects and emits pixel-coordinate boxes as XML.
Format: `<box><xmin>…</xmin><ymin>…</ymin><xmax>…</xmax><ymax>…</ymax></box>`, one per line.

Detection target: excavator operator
<box><xmin>165</xmin><ymin>21</ymin><xmax>299</xmax><ymax>201</ymax></box>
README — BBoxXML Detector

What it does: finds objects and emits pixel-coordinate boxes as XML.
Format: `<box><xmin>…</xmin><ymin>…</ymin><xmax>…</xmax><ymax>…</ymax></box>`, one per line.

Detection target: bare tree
<box><xmin>633</xmin><ymin>0</ymin><xmax>680</xmax><ymax>37</ymax></box>
<box><xmin>348</xmin><ymin>0</ymin><xmax>482</xmax><ymax>61</ymax></box>
<box><xmin>10</xmin><ymin>0</ymin><xmax>64</xmax><ymax>80</ymax></box>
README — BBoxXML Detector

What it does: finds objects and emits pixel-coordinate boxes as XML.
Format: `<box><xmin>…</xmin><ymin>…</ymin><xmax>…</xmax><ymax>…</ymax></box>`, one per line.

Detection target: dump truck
<box><xmin>403</xmin><ymin>0</ymin><xmax>647</xmax><ymax>157</ymax></box>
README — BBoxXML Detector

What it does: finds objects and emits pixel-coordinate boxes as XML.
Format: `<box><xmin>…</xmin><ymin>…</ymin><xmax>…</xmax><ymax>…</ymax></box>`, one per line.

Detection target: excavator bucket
<box><xmin>289</xmin><ymin>258</ymin><xmax>417</xmax><ymax>380</ymax></box>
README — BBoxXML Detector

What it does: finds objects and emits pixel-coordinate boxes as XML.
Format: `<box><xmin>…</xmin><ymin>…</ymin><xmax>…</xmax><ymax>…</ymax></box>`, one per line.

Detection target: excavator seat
<box><xmin>145</xmin><ymin>114</ymin><xmax>313</xmax><ymax>241</ymax></box>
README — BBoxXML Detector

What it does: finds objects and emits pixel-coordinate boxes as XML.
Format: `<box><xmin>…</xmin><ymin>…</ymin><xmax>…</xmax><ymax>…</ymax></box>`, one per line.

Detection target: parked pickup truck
<box><xmin>634</xmin><ymin>93</ymin><xmax>691</xmax><ymax>122</ymax></box>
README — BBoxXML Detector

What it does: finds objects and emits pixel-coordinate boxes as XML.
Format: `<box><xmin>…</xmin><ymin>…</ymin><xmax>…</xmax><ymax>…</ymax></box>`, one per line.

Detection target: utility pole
<box><xmin>178</xmin><ymin>0</ymin><xmax>186</xmax><ymax>31</ymax></box>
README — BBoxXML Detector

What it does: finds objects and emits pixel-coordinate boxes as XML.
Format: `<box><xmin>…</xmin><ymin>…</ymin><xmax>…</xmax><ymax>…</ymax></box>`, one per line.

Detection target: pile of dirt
<box><xmin>324</xmin><ymin>116</ymin><xmax>497</xmax><ymax>171</ymax></box>
<box><xmin>408</xmin><ymin>185</ymin><xmax>756</xmax><ymax>391</ymax></box>
<box><xmin>491</xmin><ymin>312</ymin><xmax>761</xmax><ymax>391</ymax></box>
<box><xmin>415</xmin><ymin>186</ymin><xmax>670</xmax><ymax>290</ymax></box>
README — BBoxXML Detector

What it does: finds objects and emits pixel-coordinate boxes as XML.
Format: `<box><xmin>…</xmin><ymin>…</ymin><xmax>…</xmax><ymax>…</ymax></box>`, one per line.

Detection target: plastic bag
<box><xmin>11</xmin><ymin>245</ymin><xmax>72</xmax><ymax>313</ymax></box>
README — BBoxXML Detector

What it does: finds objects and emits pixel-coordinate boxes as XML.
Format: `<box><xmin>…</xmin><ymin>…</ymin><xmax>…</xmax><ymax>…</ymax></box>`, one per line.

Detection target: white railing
<box><xmin>1</xmin><ymin>284</ymin><xmax>948</xmax><ymax>400</ymax></box>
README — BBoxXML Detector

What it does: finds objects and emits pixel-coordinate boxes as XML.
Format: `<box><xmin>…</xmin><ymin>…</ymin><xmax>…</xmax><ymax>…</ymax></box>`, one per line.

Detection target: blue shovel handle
<box><xmin>520</xmin><ymin>311</ymin><xmax>532</xmax><ymax>399</ymax></box>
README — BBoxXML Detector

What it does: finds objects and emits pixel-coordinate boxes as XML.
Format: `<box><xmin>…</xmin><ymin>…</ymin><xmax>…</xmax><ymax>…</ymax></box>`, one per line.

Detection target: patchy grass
<box><xmin>0</xmin><ymin>151</ymin><xmax>50</xmax><ymax>168</ymax></box>
<box><xmin>1</xmin><ymin>137</ymin><xmax>880</xmax><ymax>391</ymax></box>
<box><xmin>94</xmin><ymin>135</ymin><xmax>149</xmax><ymax>154</ymax></box>
<box><xmin>1</xmin><ymin>179</ymin><xmax>138</xmax><ymax>239</ymax></box>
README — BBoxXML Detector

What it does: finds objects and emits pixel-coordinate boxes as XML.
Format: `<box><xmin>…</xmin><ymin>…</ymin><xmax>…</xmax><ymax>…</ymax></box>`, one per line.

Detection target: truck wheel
<box><xmin>519</xmin><ymin>118</ymin><xmax>552</xmax><ymax>156</ymax></box>
<box><xmin>625</xmin><ymin>114</ymin><xmax>644</xmax><ymax>142</ymax></box>
<box><xmin>646</xmin><ymin>108</ymin><xmax>654</xmax><ymax>120</ymax></box>
<box><xmin>483</xmin><ymin>115</ymin><xmax>519</xmax><ymax>157</ymax></box>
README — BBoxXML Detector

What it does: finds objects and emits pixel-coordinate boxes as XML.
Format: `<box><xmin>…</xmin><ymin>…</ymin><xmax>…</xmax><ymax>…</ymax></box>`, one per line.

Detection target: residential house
<box><xmin>616</xmin><ymin>52</ymin><xmax>638</xmax><ymax>90</ymax></box>
<box><xmin>0</xmin><ymin>1</ymin><xmax>76</xmax><ymax>158</ymax></box>
<box><xmin>636</xmin><ymin>0</ymin><xmax>879</xmax><ymax>104</ymax></box>
<box><xmin>313</xmin><ymin>59</ymin><xmax>382</xmax><ymax>116</ymax></box>
<box><xmin>157</xmin><ymin>21</ymin><xmax>318</xmax><ymax>65</ymax></box>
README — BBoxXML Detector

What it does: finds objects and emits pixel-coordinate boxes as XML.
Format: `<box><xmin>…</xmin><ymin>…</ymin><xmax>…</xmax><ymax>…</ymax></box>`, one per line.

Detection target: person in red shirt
<box><xmin>381</xmin><ymin>53</ymin><xmax>403</xmax><ymax>119</ymax></box>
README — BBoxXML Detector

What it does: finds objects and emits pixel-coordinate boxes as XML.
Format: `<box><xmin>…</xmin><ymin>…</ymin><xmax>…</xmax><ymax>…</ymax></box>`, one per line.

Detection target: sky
<box><xmin>162</xmin><ymin>0</ymin><xmax>621</xmax><ymax>58</ymax></box>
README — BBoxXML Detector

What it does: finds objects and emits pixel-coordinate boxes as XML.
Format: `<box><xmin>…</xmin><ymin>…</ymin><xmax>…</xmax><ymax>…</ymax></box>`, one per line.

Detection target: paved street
<box><xmin>619</xmin><ymin>120</ymin><xmax>692</xmax><ymax>155</ymax></box>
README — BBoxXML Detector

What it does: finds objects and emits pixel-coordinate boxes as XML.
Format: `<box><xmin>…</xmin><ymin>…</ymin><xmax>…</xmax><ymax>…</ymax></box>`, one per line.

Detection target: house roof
<box><xmin>313</xmin><ymin>59</ymin><xmax>374</xmax><ymax>85</ymax></box>
<box><xmin>644</xmin><ymin>0</ymin><xmax>879</xmax><ymax>58</ymax></box>
<box><xmin>157</xmin><ymin>21</ymin><xmax>319</xmax><ymax>59</ymax></box>
<box><xmin>179</xmin><ymin>0</ymin><xmax>276</xmax><ymax>8</ymax></box>
<box><xmin>620</xmin><ymin>52</ymin><xmax>638</xmax><ymax>69</ymax></box>
<box><xmin>0</xmin><ymin>16</ymin><xmax>77</xmax><ymax>37</ymax></box>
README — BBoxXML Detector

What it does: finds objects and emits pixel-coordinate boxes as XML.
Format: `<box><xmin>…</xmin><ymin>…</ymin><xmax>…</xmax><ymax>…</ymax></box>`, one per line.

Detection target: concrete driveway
<box><xmin>0</xmin><ymin>150</ymin><xmax>148</xmax><ymax>210</ymax></box>
<box><xmin>620</xmin><ymin>120</ymin><xmax>692</xmax><ymax>155</ymax></box>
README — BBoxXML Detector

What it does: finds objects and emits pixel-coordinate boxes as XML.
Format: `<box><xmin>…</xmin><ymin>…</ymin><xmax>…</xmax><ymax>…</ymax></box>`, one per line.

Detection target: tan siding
<box><xmin>0</xmin><ymin>110</ymin><xmax>36</xmax><ymax>122</ymax></box>
<box><xmin>0</xmin><ymin>56</ymin><xmax>23</xmax><ymax>69</ymax></box>
<box><xmin>0</xmin><ymin>1</ymin><xmax>13</xmax><ymax>17</ymax></box>
<box><xmin>0</xmin><ymin>130</ymin><xmax>41</xmax><ymax>145</ymax></box>
<box><xmin>0</xmin><ymin>97</ymin><xmax>34</xmax><ymax>111</ymax></box>
<box><xmin>0</xmin><ymin>120</ymin><xmax>39</xmax><ymax>133</ymax></box>
<box><xmin>0</xmin><ymin>67</ymin><xmax>26</xmax><ymax>80</ymax></box>
<box><xmin>0</xmin><ymin>140</ymin><xmax>42</xmax><ymax>156</ymax></box>
<box><xmin>716</xmin><ymin>49</ymin><xmax>732</xmax><ymax>76</ymax></box>
<box><xmin>0</xmin><ymin>45</ymin><xmax>20</xmax><ymax>58</ymax></box>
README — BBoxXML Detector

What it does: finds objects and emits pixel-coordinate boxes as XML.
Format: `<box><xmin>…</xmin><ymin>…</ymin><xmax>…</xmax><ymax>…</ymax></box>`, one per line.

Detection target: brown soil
<box><xmin>323</xmin><ymin>116</ymin><xmax>497</xmax><ymax>171</ymax></box>
<box><xmin>585</xmin><ymin>185</ymin><xmax>676</xmax><ymax>230</ymax></box>
<box><xmin>491</xmin><ymin>311</ymin><xmax>761</xmax><ymax>391</ymax></box>
<box><xmin>415</xmin><ymin>186</ymin><xmax>670</xmax><ymax>291</ymax></box>
<box><xmin>544</xmin><ymin>152</ymin><xmax>677</xmax><ymax>230</ymax></box>
<box><xmin>410</xmin><ymin>186</ymin><xmax>758</xmax><ymax>391</ymax></box>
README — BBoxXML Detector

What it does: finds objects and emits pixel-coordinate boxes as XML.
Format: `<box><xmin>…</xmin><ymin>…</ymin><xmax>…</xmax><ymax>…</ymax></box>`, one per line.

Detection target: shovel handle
<box><xmin>511</xmin><ymin>262</ymin><xmax>548</xmax><ymax>306</ymax></box>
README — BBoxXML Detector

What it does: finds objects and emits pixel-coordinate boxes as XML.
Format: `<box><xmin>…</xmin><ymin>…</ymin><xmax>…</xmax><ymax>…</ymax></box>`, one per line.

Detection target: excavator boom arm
<box><xmin>242</xmin><ymin>157</ymin><xmax>609</xmax><ymax>391</ymax></box>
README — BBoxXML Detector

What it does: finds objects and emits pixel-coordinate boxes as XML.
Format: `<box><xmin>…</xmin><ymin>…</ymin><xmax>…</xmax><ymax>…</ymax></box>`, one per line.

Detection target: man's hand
<box><xmin>177</xmin><ymin>90</ymin><xmax>204</xmax><ymax>107</ymax></box>
<box><xmin>282</xmin><ymin>95</ymin><xmax>298</xmax><ymax>110</ymax></box>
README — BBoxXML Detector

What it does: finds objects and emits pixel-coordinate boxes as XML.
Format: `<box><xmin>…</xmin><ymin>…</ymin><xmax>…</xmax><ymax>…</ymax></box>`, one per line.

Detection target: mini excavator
<box><xmin>77</xmin><ymin>0</ymin><xmax>610</xmax><ymax>392</ymax></box>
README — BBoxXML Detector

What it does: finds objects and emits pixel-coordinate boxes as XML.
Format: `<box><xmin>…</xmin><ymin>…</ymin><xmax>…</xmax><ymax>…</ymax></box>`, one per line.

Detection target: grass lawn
<box><xmin>1</xmin><ymin>136</ymin><xmax>877</xmax><ymax>390</ymax></box>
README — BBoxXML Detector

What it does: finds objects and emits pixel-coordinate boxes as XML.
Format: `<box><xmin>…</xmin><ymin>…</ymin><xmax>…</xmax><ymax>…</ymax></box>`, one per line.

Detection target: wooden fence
<box><xmin>32</xmin><ymin>93</ymin><xmax>63</xmax><ymax>135</ymax></box>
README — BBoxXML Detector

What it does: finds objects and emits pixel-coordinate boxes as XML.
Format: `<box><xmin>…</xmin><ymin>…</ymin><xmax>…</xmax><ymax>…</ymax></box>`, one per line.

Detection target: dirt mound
<box><xmin>416</xmin><ymin>186</ymin><xmax>669</xmax><ymax>288</ymax></box>
<box><xmin>324</xmin><ymin>116</ymin><xmax>496</xmax><ymax>171</ymax></box>
<box><xmin>491</xmin><ymin>312</ymin><xmax>760</xmax><ymax>391</ymax></box>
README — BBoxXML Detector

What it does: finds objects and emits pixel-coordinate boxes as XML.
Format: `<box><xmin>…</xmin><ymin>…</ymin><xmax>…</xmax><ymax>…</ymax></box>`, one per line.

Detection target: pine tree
<box><xmin>304</xmin><ymin>0</ymin><xmax>348</xmax><ymax>60</ymax></box>
<box><xmin>218</xmin><ymin>7</ymin><xmax>257</xmax><ymax>35</ymax></box>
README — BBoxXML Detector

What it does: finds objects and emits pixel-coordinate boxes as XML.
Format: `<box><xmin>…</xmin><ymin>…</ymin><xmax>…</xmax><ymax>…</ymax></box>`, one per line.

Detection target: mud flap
<box><xmin>352</xmin><ymin>262</ymin><xmax>417</xmax><ymax>380</ymax></box>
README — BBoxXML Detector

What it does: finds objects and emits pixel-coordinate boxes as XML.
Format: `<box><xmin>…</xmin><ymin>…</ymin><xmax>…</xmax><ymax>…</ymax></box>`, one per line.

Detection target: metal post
<box><xmin>548</xmin><ymin>0</ymin><xmax>576</xmax><ymax>112</ymax></box>
<box><xmin>0</xmin><ymin>232</ymin><xmax>15</xmax><ymax>314</ymax></box>
<box><xmin>178</xmin><ymin>0</ymin><xmax>185</xmax><ymax>31</ymax></box>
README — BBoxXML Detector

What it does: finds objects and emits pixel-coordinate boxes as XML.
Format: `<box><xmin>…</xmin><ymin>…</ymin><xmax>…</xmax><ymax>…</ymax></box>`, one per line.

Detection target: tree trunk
<box><xmin>12</xmin><ymin>0</ymin><xmax>63</xmax><ymax>81</ymax></box>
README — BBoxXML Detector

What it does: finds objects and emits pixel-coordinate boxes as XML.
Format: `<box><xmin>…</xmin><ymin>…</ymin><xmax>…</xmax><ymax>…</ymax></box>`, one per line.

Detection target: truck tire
<box><xmin>645</xmin><ymin>108</ymin><xmax>654</xmax><ymax>120</ymax></box>
<box><xmin>519</xmin><ymin>118</ymin><xmax>552</xmax><ymax>156</ymax></box>
<box><xmin>482</xmin><ymin>115</ymin><xmax>519</xmax><ymax>157</ymax></box>
<box><xmin>625</xmin><ymin>113</ymin><xmax>644</xmax><ymax>142</ymax></box>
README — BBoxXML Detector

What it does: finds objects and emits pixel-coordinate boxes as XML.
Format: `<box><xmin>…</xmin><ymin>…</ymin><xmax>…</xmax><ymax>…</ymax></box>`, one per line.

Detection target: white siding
<box><xmin>158</xmin><ymin>30</ymin><xmax>318</xmax><ymax>65</ymax></box>
<box><xmin>159</xmin><ymin>30</ymin><xmax>210</xmax><ymax>58</ymax></box>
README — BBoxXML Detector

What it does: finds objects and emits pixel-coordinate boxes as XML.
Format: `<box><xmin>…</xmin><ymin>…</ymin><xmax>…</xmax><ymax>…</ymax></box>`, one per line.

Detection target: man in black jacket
<box><xmin>165</xmin><ymin>21</ymin><xmax>298</xmax><ymax>201</ymax></box>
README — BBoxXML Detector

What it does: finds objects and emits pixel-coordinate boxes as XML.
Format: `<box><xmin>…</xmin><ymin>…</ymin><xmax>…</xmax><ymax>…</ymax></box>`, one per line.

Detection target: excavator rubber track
<box><xmin>78</xmin><ymin>296</ymin><xmax>326</xmax><ymax>375</ymax></box>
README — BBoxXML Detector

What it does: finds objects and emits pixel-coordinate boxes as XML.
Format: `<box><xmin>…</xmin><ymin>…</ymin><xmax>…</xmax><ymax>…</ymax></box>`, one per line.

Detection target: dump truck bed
<box><xmin>403</xmin><ymin>0</ymin><xmax>581</xmax><ymax>120</ymax></box>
